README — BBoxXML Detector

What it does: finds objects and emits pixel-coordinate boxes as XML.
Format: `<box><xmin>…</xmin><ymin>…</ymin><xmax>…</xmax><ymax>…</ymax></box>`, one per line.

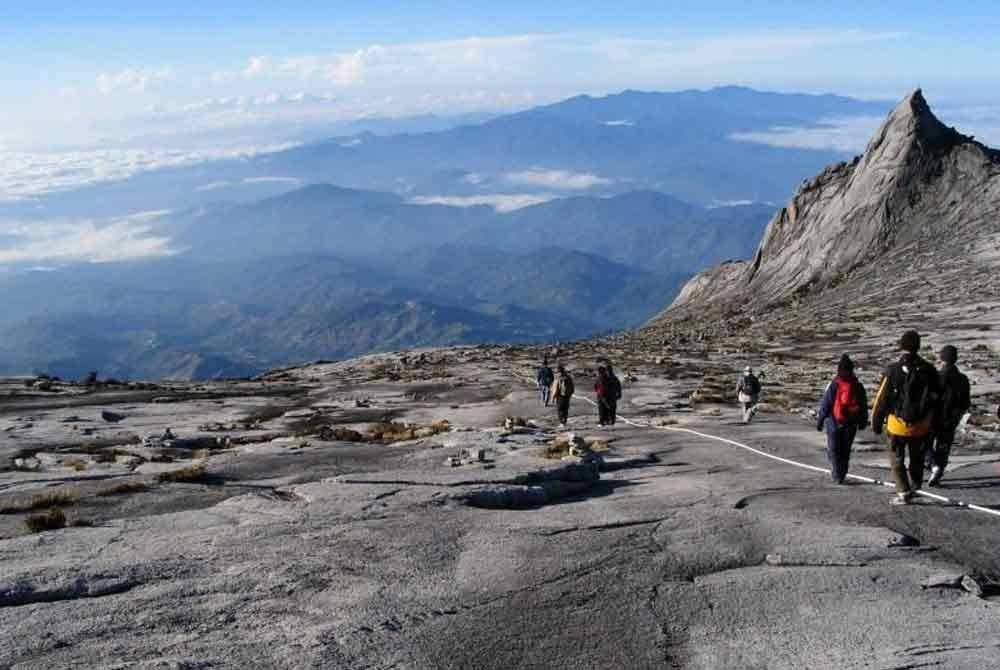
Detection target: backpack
<box><xmin>558</xmin><ymin>376</ymin><xmax>575</xmax><ymax>398</ymax></box>
<box><xmin>610</xmin><ymin>375</ymin><xmax>622</xmax><ymax>400</ymax></box>
<box><xmin>895</xmin><ymin>360</ymin><xmax>933</xmax><ymax>423</ymax></box>
<box><xmin>538</xmin><ymin>367</ymin><xmax>554</xmax><ymax>386</ymax></box>
<box><xmin>742</xmin><ymin>375</ymin><xmax>760</xmax><ymax>396</ymax></box>
<box><xmin>832</xmin><ymin>378</ymin><xmax>862</xmax><ymax>424</ymax></box>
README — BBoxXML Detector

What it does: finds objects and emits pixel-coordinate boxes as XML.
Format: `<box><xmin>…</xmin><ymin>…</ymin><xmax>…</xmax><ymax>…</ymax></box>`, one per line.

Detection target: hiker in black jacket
<box><xmin>815</xmin><ymin>354</ymin><xmax>869</xmax><ymax>484</ymax></box>
<box><xmin>927</xmin><ymin>345</ymin><xmax>971</xmax><ymax>486</ymax></box>
<box><xmin>737</xmin><ymin>366</ymin><xmax>762</xmax><ymax>424</ymax></box>
<box><xmin>871</xmin><ymin>330</ymin><xmax>942</xmax><ymax>505</ymax></box>
<box><xmin>536</xmin><ymin>359</ymin><xmax>555</xmax><ymax>407</ymax></box>
<box><xmin>605</xmin><ymin>364</ymin><xmax>623</xmax><ymax>426</ymax></box>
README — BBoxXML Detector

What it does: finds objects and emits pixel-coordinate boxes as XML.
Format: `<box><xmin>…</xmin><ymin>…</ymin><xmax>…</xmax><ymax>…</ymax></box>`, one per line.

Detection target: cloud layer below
<box><xmin>0</xmin><ymin>211</ymin><xmax>177</xmax><ymax>264</ymax></box>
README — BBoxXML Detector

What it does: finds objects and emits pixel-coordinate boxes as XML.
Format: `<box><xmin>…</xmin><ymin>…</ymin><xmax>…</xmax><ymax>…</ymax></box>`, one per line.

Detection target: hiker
<box><xmin>536</xmin><ymin>359</ymin><xmax>555</xmax><ymax>407</ymax></box>
<box><xmin>736</xmin><ymin>366</ymin><xmax>762</xmax><ymax>424</ymax></box>
<box><xmin>815</xmin><ymin>354</ymin><xmax>869</xmax><ymax>484</ymax></box>
<box><xmin>927</xmin><ymin>345</ymin><xmax>971</xmax><ymax>486</ymax></box>
<box><xmin>605</xmin><ymin>364</ymin><xmax>623</xmax><ymax>426</ymax></box>
<box><xmin>594</xmin><ymin>366</ymin><xmax>610</xmax><ymax>426</ymax></box>
<box><xmin>553</xmin><ymin>365</ymin><xmax>575</xmax><ymax>427</ymax></box>
<box><xmin>871</xmin><ymin>330</ymin><xmax>942</xmax><ymax>505</ymax></box>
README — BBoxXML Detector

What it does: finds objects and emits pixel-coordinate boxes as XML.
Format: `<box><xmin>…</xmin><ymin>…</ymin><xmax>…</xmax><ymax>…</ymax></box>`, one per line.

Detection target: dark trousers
<box><xmin>927</xmin><ymin>429</ymin><xmax>955</xmax><ymax>471</ymax></box>
<box><xmin>888</xmin><ymin>434</ymin><xmax>929</xmax><ymax>495</ymax></box>
<box><xmin>557</xmin><ymin>397</ymin><xmax>571</xmax><ymax>424</ymax></box>
<box><xmin>824</xmin><ymin>422</ymin><xmax>857</xmax><ymax>482</ymax></box>
<box><xmin>598</xmin><ymin>397</ymin><xmax>617</xmax><ymax>425</ymax></box>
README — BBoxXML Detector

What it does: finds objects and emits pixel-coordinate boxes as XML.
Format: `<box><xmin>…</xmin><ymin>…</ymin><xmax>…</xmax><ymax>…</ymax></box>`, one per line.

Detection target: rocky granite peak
<box><xmin>664</xmin><ymin>89</ymin><xmax>1000</xmax><ymax>313</ymax></box>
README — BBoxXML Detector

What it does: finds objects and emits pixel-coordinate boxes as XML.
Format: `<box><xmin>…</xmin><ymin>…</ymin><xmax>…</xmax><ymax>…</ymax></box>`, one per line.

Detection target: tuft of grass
<box><xmin>24</xmin><ymin>508</ymin><xmax>66</xmax><ymax>533</ymax></box>
<box><xmin>239</xmin><ymin>404</ymin><xmax>295</xmax><ymax>429</ymax></box>
<box><xmin>367</xmin><ymin>419</ymin><xmax>451</xmax><ymax>443</ymax></box>
<box><xmin>96</xmin><ymin>481</ymin><xmax>150</xmax><ymax>497</ymax></box>
<box><xmin>64</xmin><ymin>458</ymin><xmax>88</xmax><ymax>472</ymax></box>
<box><xmin>157</xmin><ymin>465</ymin><xmax>208</xmax><ymax>484</ymax></box>
<box><xmin>316</xmin><ymin>426</ymin><xmax>367</xmax><ymax>442</ymax></box>
<box><xmin>543</xmin><ymin>442</ymin><xmax>570</xmax><ymax>459</ymax></box>
<box><xmin>0</xmin><ymin>490</ymin><xmax>79</xmax><ymax>514</ymax></box>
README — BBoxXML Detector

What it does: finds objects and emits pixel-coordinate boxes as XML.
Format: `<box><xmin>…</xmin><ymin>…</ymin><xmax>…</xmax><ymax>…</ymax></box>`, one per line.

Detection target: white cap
<box><xmin>744</xmin><ymin>366</ymin><xmax>752</xmax><ymax>373</ymax></box>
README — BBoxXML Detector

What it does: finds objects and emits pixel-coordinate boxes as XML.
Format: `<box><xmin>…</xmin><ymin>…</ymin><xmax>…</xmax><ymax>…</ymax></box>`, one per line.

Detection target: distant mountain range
<box><xmin>1</xmin><ymin>85</ymin><xmax>892</xmax><ymax>379</ymax></box>
<box><xmin>1</xmin><ymin>86</ymin><xmax>889</xmax><ymax>220</ymax></box>
<box><xmin>171</xmin><ymin>184</ymin><xmax>773</xmax><ymax>272</ymax></box>
<box><xmin>0</xmin><ymin>185</ymin><xmax>769</xmax><ymax>379</ymax></box>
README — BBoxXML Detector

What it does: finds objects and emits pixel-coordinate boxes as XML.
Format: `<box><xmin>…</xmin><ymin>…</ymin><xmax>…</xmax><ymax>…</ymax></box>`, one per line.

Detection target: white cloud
<box><xmin>603</xmin><ymin>119</ymin><xmax>635</xmax><ymax>127</ymax></box>
<box><xmin>0</xmin><ymin>144</ymin><xmax>298</xmax><ymax>202</ymax></box>
<box><xmin>409</xmin><ymin>193</ymin><xmax>556</xmax><ymax>212</ymax></box>
<box><xmin>730</xmin><ymin>116</ymin><xmax>884</xmax><ymax>152</ymax></box>
<box><xmin>96</xmin><ymin>66</ymin><xmax>173</xmax><ymax>95</ymax></box>
<box><xmin>729</xmin><ymin>109</ymin><xmax>1000</xmax><ymax>152</ymax></box>
<box><xmin>243</xmin><ymin>56</ymin><xmax>268</xmax><ymax>78</ymax></box>
<box><xmin>241</xmin><ymin>176</ymin><xmax>302</xmax><ymax>185</ymax></box>
<box><xmin>505</xmin><ymin>168</ymin><xmax>613</xmax><ymax>190</ymax></box>
<box><xmin>194</xmin><ymin>176</ymin><xmax>302</xmax><ymax>193</ymax></box>
<box><xmin>593</xmin><ymin>30</ymin><xmax>906</xmax><ymax>70</ymax></box>
<box><xmin>0</xmin><ymin>211</ymin><xmax>176</xmax><ymax>264</ymax></box>
<box><xmin>209</xmin><ymin>35</ymin><xmax>547</xmax><ymax>88</ymax></box>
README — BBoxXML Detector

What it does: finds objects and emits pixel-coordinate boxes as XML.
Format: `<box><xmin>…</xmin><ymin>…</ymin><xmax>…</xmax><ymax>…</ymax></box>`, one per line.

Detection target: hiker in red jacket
<box><xmin>815</xmin><ymin>354</ymin><xmax>869</xmax><ymax>484</ymax></box>
<box><xmin>594</xmin><ymin>366</ymin><xmax>610</xmax><ymax>426</ymax></box>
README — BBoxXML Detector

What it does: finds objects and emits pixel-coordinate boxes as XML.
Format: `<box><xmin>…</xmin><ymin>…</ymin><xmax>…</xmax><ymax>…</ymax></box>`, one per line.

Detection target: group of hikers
<box><xmin>535</xmin><ymin>359</ymin><xmax>621</xmax><ymax>428</ymax></box>
<box><xmin>534</xmin><ymin>328</ymin><xmax>978</xmax><ymax>507</ymax></box>
<box><xmin>814</xmin><ymin>330</ymin><xmax>972</xmax><ymax>504</ymax></box>
<box><xmin>740</xmin><ymin>329</ymin><xmax>973</xmax><ymax>505</ymax></box>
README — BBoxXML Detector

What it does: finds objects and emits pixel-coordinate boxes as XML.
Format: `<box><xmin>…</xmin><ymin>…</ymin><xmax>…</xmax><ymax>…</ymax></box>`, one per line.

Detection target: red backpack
<box><xmin>832</xmin><ymin>377</ymin><xmax>862</xmax><ymax>424</ymax></box>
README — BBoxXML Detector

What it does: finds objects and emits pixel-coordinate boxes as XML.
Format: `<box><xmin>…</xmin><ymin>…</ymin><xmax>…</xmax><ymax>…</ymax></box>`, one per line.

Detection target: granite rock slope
<box><xmin>667</xmin><ymin>89</ymin><xmax>1000</xmax><ymax>311</ymax></box>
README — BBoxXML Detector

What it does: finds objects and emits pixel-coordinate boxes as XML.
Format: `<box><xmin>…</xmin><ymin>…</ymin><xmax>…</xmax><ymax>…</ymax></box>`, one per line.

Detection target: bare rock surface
<box><xmin>0</xmin><ymin>345</ymin><xmax>998</xmax><ymax>669</ymax></box>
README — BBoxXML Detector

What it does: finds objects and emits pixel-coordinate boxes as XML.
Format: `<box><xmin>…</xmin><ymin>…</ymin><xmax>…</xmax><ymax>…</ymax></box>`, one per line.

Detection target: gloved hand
<box><xmin>816</xmin><ymin>423</ymin><xmax>824</xmax><ymax>432</ymax></box>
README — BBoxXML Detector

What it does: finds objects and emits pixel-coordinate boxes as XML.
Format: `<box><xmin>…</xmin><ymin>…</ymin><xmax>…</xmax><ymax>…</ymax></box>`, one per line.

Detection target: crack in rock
<box><xmin>535</xmin><ymin>517</ymin><xmax>671</xmax><ymax>537</ymax></box>
<box><xmin>0</xmin><ymin>574</ymin><xmax>140</xmax><ymax>608</ymax></box>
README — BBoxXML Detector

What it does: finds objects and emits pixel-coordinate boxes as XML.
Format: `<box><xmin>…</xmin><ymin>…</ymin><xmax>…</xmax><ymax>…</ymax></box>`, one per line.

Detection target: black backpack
<box><xmin>538</xmin><ymin>367</ymin><xmax>554</xmax><ymax>386</ymax></box>
<box><xmin>894</xmin><ymin>359</ymin><xmax>933</xmax><ymax>423</ymax></box>
<box><xmin>743</xmin><ymin>375</ymin><xmax>760</xmax><ymax>396</ymax></box>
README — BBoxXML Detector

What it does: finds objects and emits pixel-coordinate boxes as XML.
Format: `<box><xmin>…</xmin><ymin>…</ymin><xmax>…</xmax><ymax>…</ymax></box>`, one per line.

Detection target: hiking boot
<box><xmin>890</xmin><ymin>493</ymin><xmax>911</xmax><ymax>506</ymax></box>
<box><xmin>928</xmin><ymin>466</ymin><xmax>943</xmax><ymax>487</ymax></box>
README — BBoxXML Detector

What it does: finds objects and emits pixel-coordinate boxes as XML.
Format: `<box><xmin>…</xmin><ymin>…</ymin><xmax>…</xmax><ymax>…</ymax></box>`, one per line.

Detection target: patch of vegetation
<box><xmin>96</xmin><ymin>481</ymin><xmax>151</xmax><ymax>497</ymax></box>
<box><xmin>0</xmin><ymin>490</ymin><xmax>79</xmax><ymax>514</ymax></box>
<box><xmin>367</xmin><ymin>419</ymin><xmax>451</xmax><ymax>443</ymax></box>
<box><xmin>543</xmin><ymin>442</ymin><xmax>571</xmax><ymax>459</ymax></box>
<box><xmin>157</xmin><ymin>465</ymin><xmax>209</xmax><ymax>484</ymax></box>
<box><xmin>64</xmin><ymin>459</ymin><xmax>89</xmax><ymax>472</ymax></box>
<box><xmin>316</xmin><ymin>426</ymin><xmax>367</xmax><ymax>442</ymax></box>
<box><xmin>239</xmin><ymin>404</ymin><xmax>295</xmax><ymax>429</ymax></box>
<box><xmin>24</xmin><ymin>508</ymin><xmax>67</xmax><ymax>533</ymax></box>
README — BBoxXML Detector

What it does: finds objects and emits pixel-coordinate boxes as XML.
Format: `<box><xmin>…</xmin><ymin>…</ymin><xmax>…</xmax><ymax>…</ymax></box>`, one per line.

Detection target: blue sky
<box><xmin>2</xmin><ymin>2</ymin><xmax>999</xmax><ymax>153</ymax></box>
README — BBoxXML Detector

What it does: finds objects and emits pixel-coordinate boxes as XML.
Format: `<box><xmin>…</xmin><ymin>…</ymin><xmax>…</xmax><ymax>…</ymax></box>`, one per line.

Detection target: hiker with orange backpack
<box><xmin>816</xmin><ymin>354</ymin><xmax>869</xmax><ymax>484</ymax></box>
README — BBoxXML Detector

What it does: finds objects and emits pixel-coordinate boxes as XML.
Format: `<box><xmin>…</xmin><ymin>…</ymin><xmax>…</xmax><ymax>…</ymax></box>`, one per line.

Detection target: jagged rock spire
<box><xmin>663</xmin><ymin>89</ymin><xmax>999</xmax><ymax>314</ymax></box>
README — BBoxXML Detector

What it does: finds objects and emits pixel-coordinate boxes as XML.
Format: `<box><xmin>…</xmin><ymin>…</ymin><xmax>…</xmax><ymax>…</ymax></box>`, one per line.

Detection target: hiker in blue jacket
<box><xmin>816</xmin><ymin>354</ymin><xmax>869</xmax><ymax>484</ymax></box>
